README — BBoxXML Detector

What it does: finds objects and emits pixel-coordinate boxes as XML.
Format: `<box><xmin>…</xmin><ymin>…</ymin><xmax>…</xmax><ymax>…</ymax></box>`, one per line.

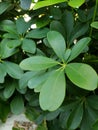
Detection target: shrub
<box><xmin>0</xmin><ymin>0</ymin><xmax>98</xmax><ymax>129</ymax></box>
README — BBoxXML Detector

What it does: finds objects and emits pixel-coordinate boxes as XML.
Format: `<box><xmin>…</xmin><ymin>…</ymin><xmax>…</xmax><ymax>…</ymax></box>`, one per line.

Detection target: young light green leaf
<box><xmin>0</xmin><ymin>63</ymin><xmax>7</xmax><ymax>83</ymax></box>
<box><xmin>68</xmin><ymin>37</ymin><xmax>91</xmax><ymax>62</ymax></box>
<box><xmin>68</xmin><ymin>0</ymin><xmax>85</xmax><ymax>8</ymax></box>
<box><xmin>22</xmin><ymin>39</ymin><xmax>36</xmax><ymax>54</ymax></box>
<box><xmin>91</xmin><ymin>21</ymin><xmax>98</xmax><ymax>29</ymax></box>
<box><xmin>10</xmin><ymin>95</ymin><xmax>24</xmax><ymax>114</ymax></box>
<box><xmin>47</xmin><ymin>31</ymin><xmax>66</xmax><ymax>60</ymax></box>
<box><xmin>3</xmin><ymin>81</ymin><xmax>15</xmax><ymax>99</ymax></box>
<box><xmin>65</xmin><ymin>63</ymin><xmax>98</xmax><ymax>90</ymax></box>
<box><xmin>67</xmin><ymin>104</ymin><xmax>83</xmax><ymax>129</ymax></box>
<box><xmin>33</xmin><ymin>0</ymin><xmax>67</xmax><ymax>10</ymax></box>
<box><xmin>20</xmin><ymin>56</ymin><xmax>59</xmax><ymax>71</ymax></box>
<box><xmin>40</xmin><ymin>70</ymin><xmax>66</xmax><ymax>111</ymax></box>
<box><xmin>3</xmin><ymin>61</ymin><xmax>23</xmax><ymax>79</ymax></box>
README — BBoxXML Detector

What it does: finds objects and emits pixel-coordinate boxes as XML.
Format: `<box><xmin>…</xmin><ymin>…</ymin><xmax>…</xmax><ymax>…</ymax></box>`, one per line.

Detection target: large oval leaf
<box><xmin>40</xmin><ymin>70</ymin><xmax>66</xmax><ymax>111</ymax></box>
<box><xmin>20</xmin><ymin>56</ymin><xmax>59</xmax><ymax>71</ymax></box>
<box><xmin>65</xmin><ymin>63</ymin><xmax>98</xmax><ymax>90</ymax></box>
<box><xmin>47</xmin><ymin>31</ymin><xmax>66</xmax><ymax>60</ymax></box>
<box><xmin>68</xmin><ymin>37</ymin><xmax>91</xmax><ymax>62</ymax></box>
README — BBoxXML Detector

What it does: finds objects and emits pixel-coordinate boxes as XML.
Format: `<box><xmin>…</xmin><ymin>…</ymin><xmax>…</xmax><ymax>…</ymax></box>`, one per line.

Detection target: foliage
<box><xmin>0</xmin><ymin>0</ymin><xmax>98</xmax><ymax>129</ymax></box>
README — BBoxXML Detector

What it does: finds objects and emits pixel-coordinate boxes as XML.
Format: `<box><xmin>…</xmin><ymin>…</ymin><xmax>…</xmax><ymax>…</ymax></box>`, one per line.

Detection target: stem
<box><xmin>89</xmin><ymin>0</ymin><xmax>98</xmax><ymax>37</ymax></box>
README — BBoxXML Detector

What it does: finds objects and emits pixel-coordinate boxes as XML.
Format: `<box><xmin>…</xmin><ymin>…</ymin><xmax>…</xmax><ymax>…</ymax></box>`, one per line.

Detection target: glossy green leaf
<box><xmin>67</xmin><ymin>103</ymin><xmax>83</xmax><ymax>129</ymax></box>
<box><xmin>3</xmin><ymin>81</ymin><xmax>15</xmax><ymax>99</ymax></box>
<box><xmin>3</xmin><ymin>61</ymin><xmax>23</xmax><ymax>79</ymax></box>
<box><xmin>40</xmin><ymin>70</ymin><xmax>66</xmax><ymax>111</ymax></box>
<box><xmin>64</xmin><ymin>49</ymin><xmax>71</xmax><ymax>62</ymax></box>
<box><xmin>28</xmin><ymin>71</ymin><xmax>51</xmax><ymax>89</ymax></box>
<box><xmin>0</xmin><ymin>63</ymin><xmax>7</xmax><ymax>83</ymax></box>
<box><xmin>0</xmin><ymin>20</ymin><xmax>17</xmax><ymax>33</ymax></box>
<box><xmin>69</xmin><ymin>23</ymin><xmax>89</xmax><ymax>44</ymax></box>
<box><xmin>61</xmin><ymin>10</ymin><xmax>74</xmax><ymax>40</ymax></box>
<box><xmin>22</xmin><ymin>39</ymin><xmax>36</xmax><ymax>54</ymax></box>
<box><xmin>91</xmin><ymin>21</ymin><xmax>98</xmax><ymax>29</ymax></box>
<box><xmin>0</xmin><ymin>39</ymin><xmax>18</xmax><ymax>59</ymax></box>
<box><xmin>0</xmin><ymin>2</ymin><xmax>11</xmax><ymax>15</ymax></box>
<box><xmin>20</xmin><ymin>0</ymin><xmax>31</xmax><ymax>10</ymax></box>
<box><xmin>16</xmin><ymin>17</ymin><xmax>31</xmax><ymax>35</ymax></box>
<box><xmin>68</xmin><ymin>37</ymin><xmax>91</xmax><ymax>62</ymax></box>
<box><xmin>47</xmin><ymin>31</ymin><xmax>66</xmax><ymax>60</ymax></box>
<box><xmin>3</xmin><ymin>33</ymin><xmax>19</xmax><ymax>39</ymax></box>
<box><xmin>7</xmin><ymin>39</ymin><xmax>21</xmax><ymax>48</ymax></box>
<box><xmin>33</xmin><ymin>0</ymin><xmax>67</xmax><ymax>10</ymax></box>
<box><xmin>26</xmin><ymin>28</ymin><xmax>49</xmax><ymax>39</ymax></box>
<box><xmin>20</xmin><ymin>56</ymin><xmax>59</xmax><ymax>71</ymax></box>
<box><xmin>68</xmin><ymin>0</ymin><xmax>85</xmax><ymax>8</ymax></box>
<box><xmin>10</xmin><ymin>95</ymin><xmax>24</xmax><ymax>115</ymax></box>
<box><xmin>19</xmin><ymin>72</ymin><xmax>38</xmax><ymax>89</ymax></box>
<box><xmin>65</xmin><ymin>63</ymin><xmax>98</xmax><ymax>90</ymax></box>
<box><xmin>50</xmin><ymin>20</ymin><xmax>66</xmax><ymax>37</ymax></box>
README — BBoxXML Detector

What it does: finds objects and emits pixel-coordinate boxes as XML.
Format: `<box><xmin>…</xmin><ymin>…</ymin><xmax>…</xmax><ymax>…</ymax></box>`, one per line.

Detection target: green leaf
<box><xmin>3</xmin><ymin>81</ymin><xmax>15</xmax><ymax>99</ymax></box>
<box><xmin>0</xmin><ymin>101</ymin><xmax>10</xmax><ymax>122</ymax></box>
<box><xmin>65</xmin><ymin>63</ymin><xmax>98</xmax><ymax>90</ymax></box>
<box><xmin>64</xmin><ymin>49</ymin><xmax>71</xmax><ymax>62</ymax></box>
<box><xmin>69</xmin><ymin>23</ymin><xmax>89</xmax><ymax>45</ymax></box>
<box><xmin>68</xmin><ymin>0</ymin><xmax>85</xmax><ymax>8</ymax></box>
<box><xmin>40</xmin><ymin>70</ymin><xmax>66</xmax><ymax>111</ymax></box>
<box><xmin>87</xmin><ymin>95</ymin><xmax>98</xmax><ymax>110</ymax></box>
<box><xmin>20</xmin><ymin>0</ymin><xmax>31</xmax><ymax>10</ymax></box>
<box><xmin>0</xmin><ymin>39</ymin><xmax>18</xmax><ymax>59</ymax></box>
<box><xmin>61</xmin><ymin>10</ymin><xmax>74</xmax><ymax>41</ymax></box>
<box><xmin>26</xmin><ymin>28</ymin><xmax>49</xmax><ymax>39</ymax></box>
<box><xmin>7</xmin><ymin>39</ymin><xmax>21</xmax><ymax>48</ymax></box>
<box><xmin>10</xmin><ymin>95</ymin><xmax>24</xmax><ymax>115</ymax></box>
<box><xmin>47</xmin><ymin>31</ymin><xmax>66</xmax><ymax>60</ymax></box>
<box><xmin>3</xmin><ymin>33</ymin><xmax>19</xmax><ymax>39</ymax></box>
<box><xmin>50</xmin><ymin>20</ymin><xmax>66</xmax><ymax>37</ymax></box>
<box><xmin>3</xmin><ymin>61</ymin><xmax>23</xmax><ymax>79</ymax></box>
<box><xmin>0</xmin><ymin>20</ymin><xmax>17</xmax><ymax>34</ymax></box>
<box><xmin>0</xmin><ymin>2</ymin><xmax>11</xmax><ymax>15</ymax></box>
<box><xmin>33</xmin><ymin>0</ymin><xmax>67</xmax><ymax>10</ymax></box>
<box><xmin>92</xmin><ymin>120</ymin><xmax>98</xmax><ymax>130</ymax></box>
<box><xmin>67</xmin><ymin>103</ymin><xmax>83</xmax><ymax>129</ymax></box>
<box><xmin>19</xmin><ymin>72</ymin><xmax>38</xmax><ymax>89</ymax></box>
<box><xmin>20</xmin><ymin>56</ymin><xmax>59</xmax><ymax>71</ymax></box>
<box><xmin>91</xmin><ymin>21</ymin><xmax>98</xmax><ymax>29</ymax></box>
<box><xmin>28</xmin><ymin>71</ymin><xmax>51</xmax><ymax>89</ymax></box>
<box><xmin>68</xmin><ymin>37</ymin><xmax>91</xmax><ymax>62</ymax></box>
<box><xmin>0</xmin><ymin>63</ymin><xmax>7</xmax><ymax>83</ymax></box>
<box><xmin>16</xmin><ymin>17</ymin><xmax>31</xmax><ymax>35</ymax></box>
<box><xmin>22</xmin><ymin>39</ymin><xmax>36</xmax><ymax>54</ymax></box>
